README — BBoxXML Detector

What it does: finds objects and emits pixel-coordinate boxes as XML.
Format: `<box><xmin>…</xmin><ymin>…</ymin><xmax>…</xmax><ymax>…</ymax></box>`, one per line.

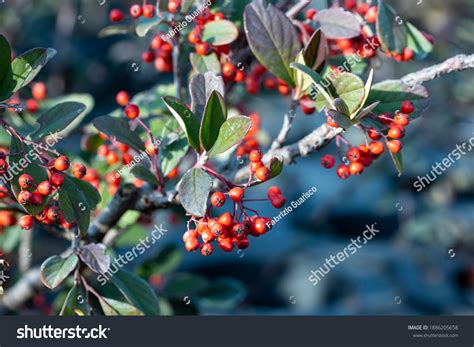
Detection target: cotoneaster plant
<box><xmin>0</xmin><ymin>0</ymin><xmax>473</xmax><ymax>316</ymax></box>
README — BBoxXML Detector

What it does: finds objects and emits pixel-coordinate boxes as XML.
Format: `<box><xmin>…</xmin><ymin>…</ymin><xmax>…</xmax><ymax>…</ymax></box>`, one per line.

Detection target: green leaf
<box><xmin>30</xmin><ymin>102</ymin><xmax>86</xmax><ymax>140</ymax></box>
<box><xmin>376</xmin><ymin>0</ymin><xmax>407</xmax><ymax>53</ymax></box>
<box><xmin>200</xmin><ymin>91</ymin><xmax>227</xmax><ymax>151</ymax></box>
<box><xmin>131</xmin><ymin>164</ymin><xmax>159</xmax><ymax>186</ymax></box>
<box><xmin>93</xmin><ymin>115</ymin><xmax>145</xmax><ymax>152</ymax></box>
<box><xmin>129</xmin><ymin>83</ymin><xmax>174</xmax><ymax>118</ymax></box>
<box><xmin>202</xmin><ymin>19</ymin><xmax>239</xmax><ymax>46</ymax></box>
<box><xmin>197</xmin><ymin>278</ymin><xmax>246</xmax><ymax>310</ymax></box>
<box><xmin>138</xmin><ymin>244</ymin><xmax>182</xmax><ymax>277</ymax></box>
<box><xmin>100</xmin><ymin>297</ymin><xmax>143</xmax><ymax>316</ymax></box>
<box><xmin>136</xmin><ymin>17</ymin><xmax>162</xmax><ymax>37</ymax></box>
<box><xmin>0</xmin><ymin>225</ymin><xmax>22</xmax><ymax>253</ymax></box>
<box><xmin>328</xmin><ymin>110</ymin><xmax>354</xmax><ymax>130</ymax></box>
<box><xmin>177</xmin><ymin>168</ymin><xmax>212</xmax><ymax>217</ymax></box>
<box><xmin>388</xmin><ymin>147</ymin><xmax>404</xmax><ymax>176</ymax></box>
<box><xmin>40</xmin><ymin>254</ymin><xmax>79</xmax><ymax>289</ymax></box>
<box><xmin>290</xmin><ymin>62</ymin><xmax>334</xmax><ymax>109</ymax></box>
<box><xmin>58</xmin><ymin>175</ymin><xmax>101</xmax><ymax>236</ymax></box>
<box><xmin>8</xmin><ymin>136</ymin><xmax>49</xmax><ymax>215</ymax></box>
<box><xmin>293</xmin><ymin>30</ymin><xmax>329</xmax><ymax>98</ymax></box>
<box><xmin>162</xmin><ymin>96</ymin><xmax>200</xmax><ymax>152</ymax></box>
<box><xmin>315</xmin><ymin>72</ymin><xmax>365</xmax><ymax>114</ymax></box>
<box><xmin>98</xmin><ymin>24</ymin><xmax>134</xmax><ymax>38</ymax></box>
<box><xmin>39</xmin><ymin>94</ymin><xmax>95</xmax><ymax>138</ymax></box>
<box><xmin>163</xmin><ymin>273</ymin><xmax>209</xmax><ymax>298</ymax></box>
<box><xmin>208</xmin><ymin>116</ymin><xmax>252</xmax><ymax>157</ymax></box>
<box><xmin>365</xmin><ymin>80</ymin><xmax>430</xmax><ymax>119</ymax></box>
<box><xmin>244</xmin><ymin>0</ymin><xmax>301</xmax><ymax>86</ymax></box>
<box><xmin>350</xmin><ymin>68</ymin><xmax>374</xmax><ymax>119</ymax></box>
<box><xmin>406</xmin><ymin>22</ymin><xmax>433</xmax><ymax>60</ymax></box>
<box><xmin>0</xmin><ymin>47</ymin><xmax>56</xmax><ymax>101</ymax></box>
<box><xmin>160</xmin><ymin>133</ymin><xmax>189</xmax><ymax>176</ymax></box>
<box><xmin>328</xmin><ymin>55</ymin><xmax>369</xmax><ymax>75</ymax></box>
<box><xmin>60</xmin><ymin>285</ymin><xmax>90</xmax><ymax>316</ymax></box>
<box><xmin>190</xmin><ymin>52</ymin><xmax>221</xmax><ymax>74</ymax></box>
<box><xmin>315</xmin><ymin>8</ymin><xmax>361</xmax><ymax>39</ymax></box>
<box><xmin>0</xmin><ymin>34</ymin><xmax>12</xmax><ymax>86</ymax></box>
<box><xmin>190</xmin><ymin>72</ymin><xmax>225</xmax><ymax>120</ymax></box>
<box><xmin>111</xmin><ymin>269</ymin><xmax>160</xmax><ymax>316</ymax></box>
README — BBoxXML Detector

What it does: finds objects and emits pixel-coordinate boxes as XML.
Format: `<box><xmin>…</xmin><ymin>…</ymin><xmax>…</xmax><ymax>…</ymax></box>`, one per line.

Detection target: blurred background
<box><xmin>0</xmin><ymin>0</ymin><xmax>473</xmax><ymax>315</ymax></box>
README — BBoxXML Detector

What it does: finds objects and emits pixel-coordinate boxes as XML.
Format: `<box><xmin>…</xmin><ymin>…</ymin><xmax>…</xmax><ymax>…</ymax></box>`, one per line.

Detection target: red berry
<box><xmin>125</xmin><ymin>104</ymin><xmax>140</xmax><ymax>119</ymax></box>
<box><xmin>320</xmin><ymin>154</ymin><xmax>335</xmax><ymax>169</ymax></box>
<box><xmin>54</xmin><ymin>155</ymin><xmax>70</xmax><ymax>171</ymax></box>
<box><xmin>37</xmin><ymin>181</ymin><xmax>52</xmax><ymax>196</ymax></box>
<box><xmin>151</xmin><ymin>35</ymin><xmax>164</xmax><ymax>49</ymax></box>
<box><xmin>349</xmin><ymin>162</ymin><xmax>364</xmax><ymax>175</ymax></box>
<box><xmin>201</xmin><ymin>228</ymin><xmax>215</xmax><ymax>243</ymax></box>
<box><xmin>236</xmin><ymin>238</ymin><xmax>249</xmax><ymax>250</ymax></box>
<box><xmin>267</xmin><ymin>186</ymin><xmax>282</xmax><ymax>196</ymax></box>
<box><xmin>49</xmin><ymin>173</ymin><xmax>64</xmax><ymax>187</ymax></box>
<box><xmin>72</xmin><ymin>163</ymin><xmax>86</xmax><ymax>179</ymax></box>
<box><xmin>211</xmin><ymin>222</ymin><xmax>225</xmax><ymax>237</ymax></box>
<box><xmin>185</xmin><ymin>236</ymin><xmax>199</xmax><ymax>252</ymax></box>
<box><xmin>231</xmin><ymin>223</ymin><xmax>246</xmax><ymax>238</ymax></box>
<box><xmin>106</xmin><ymin>151</ymin><xmax>119</xmax><ymax>165</ymax></box>
<box><xmin>18</xmin><ymin>174</ymin><xmax>34</xmax><ymax>189</ymax></box>
<box><xmin>130</xmin><ymin>4</ymin><xmax>143</xmax><ymax>18</ymax></box>
<box><xmin>195</xmin><ymin>42</ymin><xmax>210</xmax><ymax>56</ymax></box>
<box><xmin>394</xmin><ymin>113</ymin><xmax>409</xmax><ymax>126</ymax></box>
<box><xmin>253</xmin><ymin>217</ymin><xmax>269</xmax><ymax>235</ymax></box>
<box><xmin>346</xmin><ymin>148</ymin><xmax>361</xmax><ymax>162</ymax></box>
<box><xmin>32</xmin><ymin>82</ymin><xmax>47</xmax><ymax>101</ymax></box>
<box><xmin>250</xmin><ymin>161</ymin><xmax>263</xmax><ymax>173</ymax></box>
<box><xmin>97</xmin><ymin>144</ymin><xmax>110</xmax><ymax>157</ymax></box>
<box><xmin>188</xmin><ymin>30</ymin><xmax>202</xmax><ymax>44</ymax></box>
<box><xmin>214</xmin><ymin>12</ymin><xmax>225</xmax><ymax>20</ymax></box>
<box><xmin>305</xmin><ymin>8</ymin><xmax>317</xmax><ymax>20</ymax></box>
<box><xmin>388</xmin><ymin>126</ymin><xmax>405</xmax><ymax>139</ymax></box>
<box><xmin>222</xmin><ymin>63</ymin><xmax>237</xmax><ymax>79</ymax></box>
<box><xmin>142</xmin><ymin>51</ymin><xmax>155</xmax><ymax>63</ymax></box>
<box><xmin>365</xmin><ymin>6</ymin><xmax>378</xmax><ymax>23</ymax></box>
<box><xmin>47</xmin><ymin>206</ymin><xmax>61</xmax><ymax>222</ymax></box>
<box><xmin>109</xmin><ymin>9</ymin><xmax>124</xmax><ymax>22</ymax></box>
<box><xmin>26</xmin><ymin>99</ymin><xmax>39</xmax><ymax>113</ymax></box>
<box><xmin>168</xmin><ymin>0</ymin><xmax>181</xmax><ymax>13</ymax></box>
<box><xmin>228</xmin><ymin>187</ymin><xmax>245</xmax><ymax>202</ymax></box>
<box><xmin>369</xmin><ymin>141</ymin><xmax>385</xmax><ymax>155</ymax></box>
<box><xmin>270</xmin><ymin>194</ymin><xmax>286</xmax><ymax>208</ymax></box>
<box><xmin>300</xmin><ymin>96</ymin><xmax>316</xmax><ymax>115</ymax></box>
<box><xmin>400</xmin><ymin>101</ymin><xmax>414</xmax><ymax>114</ymax></box>
<box><xmin>336</xmin><ymin>164</ymin><xmax>351</xmax><ymax>180</ymax></box>
<box><xmin>115</xmin><ymin>91</ymin><xmax>130</xmax><ymax>106</ymax></box>
<box><xmin>218</xmin><ymin>238</ymin><xmax>234</xmax><ymax>252</ymax></box>
<box><xmin>218</xmin><ymin>212</ymin><xmax>233</xmax><ymax>227</ymax></box>
<box><xmin>200</xmin><ymin>242</ymin><xmax>213</xmax><ymax>256</ymax></box>
<box><xmin>19</xmin><ymin>215</ymin><xmax>34</xmax><ymax>230</ymax></box>
<box><xmin>0</xmin><ymin>158</ymin><xmax>8</xmax><ymax>174</ymax></box>
<box><xmin>387</xmin><ymin>140</ymin><xmax>402</xmax><ymax>153</ymax></box>
<box><xmin>368</xmin><ymin>128</ymin><xmax>382</xmax><ymax>140</ymax></box>
<box><xmin>255</xmin><ymin>166</ymin><xmax>269</xmax><ymax>181</ymax></box>
<box><xmin>210</xmin><ymin>192</ymin><xmax>226</xmax><ymax>207</ymax></box>
<box><xmin>145</xmin><ymin>140</ymin><xmax>157</xmax><ymax>156</ymax></box>
<box><xmin>30</xmin><ymin>192</ymin><xmax>43</xmax><ymax>206</ymax></box>
<box><xmin>402</xmin><ymin>48</ymin><xmax>414</xmax><ymax>61</ymax></box>
<box><xmin>0</xmin><ymin>186</ymin><xmax>8</xmax><ymax>198</ymax></box>
<box><xmin>143</xmin><ymin>4</ymin><xmax>155</xmax><ymax>18</ymax></box>
<box><xmin>18</xmin><ymin>190</ymin><xmax>32</xmax><ymax>205</ymax></box>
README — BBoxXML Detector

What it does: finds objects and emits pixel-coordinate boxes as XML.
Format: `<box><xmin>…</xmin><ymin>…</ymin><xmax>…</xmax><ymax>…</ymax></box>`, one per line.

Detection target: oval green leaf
<box><xmin>202</xmin><ymin>19</ymin><xmax>239</xmax><ymax>46</ymax></box>
<box><xmin>208</xmin><ymin>116</ymin><xmax>252</xmax><ymax>157</ymax></box>
<box><xmin>40</xmin><ymin>254</ymin><xmax>79</xmax><ymax>289</ymax></box>
<box><xmin>177</xmin><ymin>168</ymin><xmax>212</xmax><ymax>217</ymax></box>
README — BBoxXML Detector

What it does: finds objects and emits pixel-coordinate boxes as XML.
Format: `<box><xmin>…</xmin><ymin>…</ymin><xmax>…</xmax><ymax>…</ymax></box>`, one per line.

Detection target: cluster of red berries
<box><xmin>7</xmin><ymin>82</ymin><xmax>48</xmax><ymax>114</ymax></box>
<box><xmin>322</xmin><ymin>100</ymin><xmax>415</xmax><ymax>179</ymax></box>
<box><xmin>184</xmin><ymin>184</ymin><xmax>285</xmax><ymax>256</ymax></box>
<box><xmin>245</xmin><ymin>64</ymin><xmax>291</xmax><ymax>96</ymax></box>
<box><xmin>235</xmin><ymin>112</ymin><xmax>261</xmax><ymax>158</ymax></box>
<box><xmin>11</xmin><ymin>156</ymin><xmax>87</xmax><ymax>230</ymax></box>
<box><xmin>142</xmin><ymin>35</ymin><xmax>173</xmax><ymax>73</ymax></box>
<box><xmin>109</xmin><ymin>3</ymin><xmax>156</xmax><ymax>23</ymax></box>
